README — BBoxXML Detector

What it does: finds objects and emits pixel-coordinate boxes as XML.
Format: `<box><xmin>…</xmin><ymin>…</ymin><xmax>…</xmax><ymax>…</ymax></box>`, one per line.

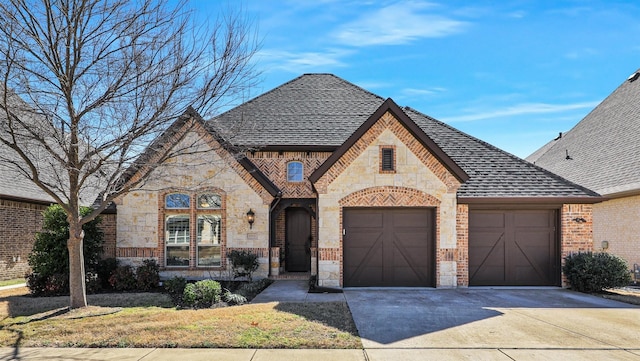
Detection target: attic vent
<box><xmin>380</xmin><ymin>146</ymin><xmax>396</xmax><ymax>173</ymax></box>
<box><xmin>627</xmin><ymin>71</ymin><xmax>640</xmax><ymax>82</ymax></box>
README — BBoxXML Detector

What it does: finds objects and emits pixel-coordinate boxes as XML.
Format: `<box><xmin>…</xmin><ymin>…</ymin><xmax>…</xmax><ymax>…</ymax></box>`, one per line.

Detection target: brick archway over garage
<box><xmin>339</xmin><ymin>186</ymin><xmax>441</xmax><ymax>208</ymax></box>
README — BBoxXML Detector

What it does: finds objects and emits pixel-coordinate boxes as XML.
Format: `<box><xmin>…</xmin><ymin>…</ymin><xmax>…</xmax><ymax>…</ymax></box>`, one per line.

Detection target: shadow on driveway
<box><xmin>344</xmin><ymin>288</ymin><xmax>640</xmax><ymax>348</ymax></box>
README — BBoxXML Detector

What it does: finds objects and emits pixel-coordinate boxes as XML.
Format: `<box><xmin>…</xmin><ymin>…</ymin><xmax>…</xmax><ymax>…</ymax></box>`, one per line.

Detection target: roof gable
<box><xmin>124</xmin><ymin>107</ymin><xmax>280</xmax><ymax>199</ymax></box>
<box><xmin>528</xmin><ymin>69</ymin><xmax>640</xmax><ymax>196</ymax></box>
<box><xmin>309</xmin><ymin>98</ymin><xmax>469</xmax><ymax>184</ymax></box>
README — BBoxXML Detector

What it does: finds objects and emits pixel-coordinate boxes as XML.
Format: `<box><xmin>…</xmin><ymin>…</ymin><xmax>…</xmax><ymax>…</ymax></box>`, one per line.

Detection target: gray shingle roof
<box><xmin>213</xmin><ymin>74</ymin><xmax>600</xmax><ymax>200</ymax></box>
<box><xmin>527</xmin><ymin>69</ymin><xmax>640</xmax><ymax>196</ymax></box>
<box><xmin>212</xmin><ymin>74</ymin><xmax>384</xmax><ymax>146</ymax></box>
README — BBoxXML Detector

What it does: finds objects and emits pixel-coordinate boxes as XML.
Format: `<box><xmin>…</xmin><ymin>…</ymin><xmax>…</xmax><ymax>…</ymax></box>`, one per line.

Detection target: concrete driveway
<box><xmin>344</xmin><ymin>288</ymin><xmax>640</xmax><ymax>360</ymax></box>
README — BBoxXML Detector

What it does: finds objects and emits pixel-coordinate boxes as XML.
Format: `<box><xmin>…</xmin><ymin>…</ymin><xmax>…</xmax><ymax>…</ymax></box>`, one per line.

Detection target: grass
<box><xmin>0</xmin><ymin>287</ymin><xmax>361</xmax><ymax>349</ymax></box>
<box><xmin>0</xmin><ymin>279</ymin><xmax>25</xmax><ymax>288</ymax></box>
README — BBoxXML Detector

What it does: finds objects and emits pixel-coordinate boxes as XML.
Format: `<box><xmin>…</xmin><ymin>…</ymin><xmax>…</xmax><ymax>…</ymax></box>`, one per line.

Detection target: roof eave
<box><xmin>457</xmin><ymin>196</ymin><xmax>606</xmax><ymax>205</ymax></box>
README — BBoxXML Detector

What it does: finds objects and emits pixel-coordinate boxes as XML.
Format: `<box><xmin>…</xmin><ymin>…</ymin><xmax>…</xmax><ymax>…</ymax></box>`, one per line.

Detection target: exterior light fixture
<box><xmin>247</xmin><ymin>209</ymin><xmax>255</xmax><ymax>229</ymax></box>
<box><xmin>572</xmin><ymin>217</ymin><xmax>587</xmax><ymax>223</ymax></box>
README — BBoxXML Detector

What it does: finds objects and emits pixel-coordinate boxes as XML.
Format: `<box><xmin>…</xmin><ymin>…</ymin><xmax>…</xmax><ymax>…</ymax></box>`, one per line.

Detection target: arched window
<box><xmin>287</xmin><ymin>161</ymin><xmax>303</xmax><ymax>182</ymax></box>
<box><xmin>164</xmin><ymin>191</ymin><xmax>223</xmax><ymax>267</ymax></box>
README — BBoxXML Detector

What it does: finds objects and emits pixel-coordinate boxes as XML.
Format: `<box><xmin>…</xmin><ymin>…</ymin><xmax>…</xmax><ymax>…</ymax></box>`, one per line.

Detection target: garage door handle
<box><xmin>343</xmin><ymin>229</ymin><xmax>346</xmax><ymax>236</ymax></box>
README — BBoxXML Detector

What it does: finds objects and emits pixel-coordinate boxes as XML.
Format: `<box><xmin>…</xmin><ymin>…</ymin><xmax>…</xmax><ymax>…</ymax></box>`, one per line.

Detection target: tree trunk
<box><xmin>68</xmin><ymin>229</ymin><xmax>87</xmax><ymax>309</ymax></box>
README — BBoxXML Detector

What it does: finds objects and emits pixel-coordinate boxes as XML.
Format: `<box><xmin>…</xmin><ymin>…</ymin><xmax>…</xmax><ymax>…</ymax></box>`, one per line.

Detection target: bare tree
<box><xmin>0</xmin><ymin>0</ymin><xmax>260</xmax><ymax>308</ymax></box>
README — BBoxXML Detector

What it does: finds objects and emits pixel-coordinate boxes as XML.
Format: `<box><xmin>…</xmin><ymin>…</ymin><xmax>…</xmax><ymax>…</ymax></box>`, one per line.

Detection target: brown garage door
<box><xmin>469</xmin><ymin>209</ymin><xmax>559</xmax><ymax>286</ymax></box>
<box><xmin>343</xmin><ymin>208</ymin><xmax>434</xmax><ymax>287</ymax></box>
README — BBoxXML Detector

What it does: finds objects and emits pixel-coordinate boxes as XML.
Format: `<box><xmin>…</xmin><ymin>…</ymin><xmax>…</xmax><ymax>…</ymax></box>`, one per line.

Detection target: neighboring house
<box><xmin>528</xmin><ymin>69</ymin><xmax>640</xmax><ymax>273</ymax></box>
<box><xmin>0</xmin><ymin>145</ymin><xmax>53</xmax><ymax>280</ymax></box>
<box><xmin>113</xmin><ymin>74</ymin><xmax>601</xmax><ymax>288</ymax></box>
<box><xmin>0</xmin><ymin>90</ymin><xmax>109</xmax><ymax>281</ymax></box>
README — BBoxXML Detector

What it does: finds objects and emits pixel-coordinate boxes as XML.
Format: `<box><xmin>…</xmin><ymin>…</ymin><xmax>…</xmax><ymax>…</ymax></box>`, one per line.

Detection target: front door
<box><xmin>285</xmin><ymin>207</ymin><xmax>311</xmax><ymax>272</ymax></box>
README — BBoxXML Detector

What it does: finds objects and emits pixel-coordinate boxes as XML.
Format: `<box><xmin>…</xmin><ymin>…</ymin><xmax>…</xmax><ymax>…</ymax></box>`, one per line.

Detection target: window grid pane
<box><xmin>197</xmin><ymin>193</ymin><xmax>222</xmax><ymax>209</ymax></box>
<box><xmin>197</xmin><ymin>215</ymin><xmax>221</xmax><ymax>244</ymax></box>
<box><xmin>287</xmin><ymin>162</ymin><xmax>303</xmax><ymax>182</ymax></box>
<box><xmin>166</xmin><ymin>215</ymin><xmax>190</xmax><ymax>244</ymax></box>
<box><xmin>166</xmin><ymin>193</ymin><xmax>190</xmax><ymax>208</ymax></box>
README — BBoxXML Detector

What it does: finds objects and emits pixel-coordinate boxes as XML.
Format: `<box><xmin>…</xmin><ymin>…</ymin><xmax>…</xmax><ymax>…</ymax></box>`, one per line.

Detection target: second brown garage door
<box><xmin>469</xmin><ymin>209</ymin><xmax>559</xmax><ymax>286</ymax></box>
<box><xmin>343</xmin><ymin>208</ymin><xmax>435</xmax><ymax>287</ymax></box>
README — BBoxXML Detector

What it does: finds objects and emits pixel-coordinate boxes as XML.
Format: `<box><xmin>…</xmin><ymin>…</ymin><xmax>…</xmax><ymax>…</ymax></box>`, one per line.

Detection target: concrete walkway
<box><xmin>251</xmin><ymin>280</ymin><xmax>346</xmax><ymax>303</ymax></box>
<box><xmin>2</xmin><ymin>281</ymin><xmax>640</xmax><ymax>360</ymax></box>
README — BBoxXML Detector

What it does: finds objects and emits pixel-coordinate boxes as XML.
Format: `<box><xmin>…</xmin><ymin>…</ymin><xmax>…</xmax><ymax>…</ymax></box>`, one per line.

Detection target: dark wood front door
<box><xmin>285</xmin><ymin>207</ymin><xmax>311</xmax><ymax>272</ymax></box>
<box><xmin>343</xmin><ymin>208</ymin><xmax>435</xmax><ymax>287</ymax></box>
<box><xmin>469</xmin><ymin>209</ymin><xmax>559</xmax><ymax>286</ymax></box>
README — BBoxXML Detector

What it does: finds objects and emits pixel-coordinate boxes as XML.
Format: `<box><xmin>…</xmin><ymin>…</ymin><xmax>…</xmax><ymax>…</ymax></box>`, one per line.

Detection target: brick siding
<box><xmin>593</xmin><ymin>195</ymin><xmax>640</xmax><ymax>268</ymax></box>
<box><xmin>248</xmin><ymin>151</ymin><xmax>331</xmax><ymax>198</ymax></box>
<box><xmin>0</xmin><ymin>199</ymin><xmax>48</xmax><ymax>280</ymax></box>
<box><xmin>456</xmin><ymin>204</ymin><xmax>469</xmax><ymax>286</ymax></box>
<box><xmin>561</xmin><ymin>203</ymin><xmax>594</xmax><ymax>286</ymax></box>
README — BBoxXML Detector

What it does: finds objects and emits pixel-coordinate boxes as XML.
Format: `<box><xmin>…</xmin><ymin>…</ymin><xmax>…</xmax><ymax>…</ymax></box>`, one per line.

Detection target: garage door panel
<box><xmin>344</xmin><ymin>208</ymin><xmax>434</xmax><ymax>287</ymax></box>
<box><xmin>392</xmin><ymin>212</ymin><xmax>429</xmax><ymax>227</ymax></box>
<box><xmin>471</xmin><ymin>212</ymin><xmax>505</xmax><ymax>227</ymax></box>
<box><xmin>470</xmin><ymin>209</ymin><xmax>558</xmax><ymax>286</ymax></box>
<box><xmin>348</xmin><ymin>212</ymin><xmax>384</xmax><ymax>228</ymax></box>
<box><xmin>513</xmin><ymin>211</ymin><xmax>553</xmax><ymax>227</ymax></box>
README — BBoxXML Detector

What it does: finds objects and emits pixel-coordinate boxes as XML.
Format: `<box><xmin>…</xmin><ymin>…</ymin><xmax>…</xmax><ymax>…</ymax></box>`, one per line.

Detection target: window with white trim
<box><xmin>164</xmin><ymin>191</ymin><xmax>223</xmax><ymax>267</ymax></box>
<box><xmin>287</xmin><ymin>161</ymin><xmax>304</xmax><ymax>182</ymax></box>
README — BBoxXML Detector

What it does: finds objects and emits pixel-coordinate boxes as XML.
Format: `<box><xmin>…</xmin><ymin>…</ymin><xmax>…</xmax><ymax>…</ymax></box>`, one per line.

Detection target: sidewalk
<box><xmin>0</xmin><ymin>348</ymin><xmax>368</xmax><ymax>361</ymax></box>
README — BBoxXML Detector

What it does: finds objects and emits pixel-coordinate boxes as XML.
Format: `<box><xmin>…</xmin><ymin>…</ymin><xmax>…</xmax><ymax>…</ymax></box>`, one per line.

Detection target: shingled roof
<box><xmin>212</xmin><ymin>73</ymin><xmax>600</xmax><ymax>201</ymax></box>
<box><xmin>527</xmin><ymin>69</ymin><xmax>640</xmax><ymax>197</ymax></box>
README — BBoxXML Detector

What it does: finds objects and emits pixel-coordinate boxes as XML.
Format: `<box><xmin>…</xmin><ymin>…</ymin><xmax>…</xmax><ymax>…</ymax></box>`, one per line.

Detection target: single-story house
<box><xmin>112</xmin><ymin>74</ymin><xmax>601</xmax><ymax>287</ymax></box>
<box><xmin>528</xmin><ymin>69</ymin><xmax>640</xmax><ymax>274</ymax></box>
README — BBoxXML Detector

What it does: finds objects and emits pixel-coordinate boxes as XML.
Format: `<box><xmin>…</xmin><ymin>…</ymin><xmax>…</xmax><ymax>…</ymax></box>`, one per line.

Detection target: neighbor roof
<box><xmin>527</xmin><ymin>69</ymin><xmax>640</xmax><ymax>197</ymax></box>
<box><xmin>212</xmin><ymin>74</ymin><xmax>600</xmax><ymax>201</ymax></box>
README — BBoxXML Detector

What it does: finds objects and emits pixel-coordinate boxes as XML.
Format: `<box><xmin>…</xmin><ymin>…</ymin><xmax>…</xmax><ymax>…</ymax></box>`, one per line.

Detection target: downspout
<box><xmin>268</xmin><ymin>191</ymin><xmax>283</xmax><ymax>277</ymax></box>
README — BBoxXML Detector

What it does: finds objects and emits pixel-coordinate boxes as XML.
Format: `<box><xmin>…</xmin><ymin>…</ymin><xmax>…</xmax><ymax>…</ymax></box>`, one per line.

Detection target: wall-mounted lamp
<box><xmin>601</xmin><ymin>240</ymin><xmax>609</xmax><ymax>251</ymax></box>
<box><xmin>572</xmin><ymin>217</ymin><xmax>587</xmax><ymax>223</ymax></box>
<box><xmin>247</xmin><ymin>209</ymin><xmax>255</xmax><ymax>229</ymax></box>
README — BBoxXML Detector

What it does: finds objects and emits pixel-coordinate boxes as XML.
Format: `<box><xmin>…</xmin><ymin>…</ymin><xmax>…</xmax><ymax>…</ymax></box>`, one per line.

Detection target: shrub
<box><xmin>136</xmin><ymin>259</ymin><xmax>160</xmax><ymax>291</ymax></box>
<box><xmin>182</xmin><ymin>279</ymin><xmax>222</xmax><ymax>308</ymax></box>
<box><xmin>222</xmin><ymin>290</ymin><xmax>247</xmax><ymax>306</ymax></box>
<box><xmin>26</xmin><ymin>204</ymin><xmax>104</xmax><ymax>296</ymax></box>
<box><xmin>108</xmin><ymin>265</ymin><xmax>137</xmax><ymax>291</ymax></box>
<box><xmin>227</xmin><ymin>250</ymin><xmax>259</xmax><ymax>281</ymax></box>
<box><xmin>235</xmin><ymin>278</ymin><xmax>273</xmax><ymax>301</ymax></box>
<box><xmin>97</xmin><ymin>258</ymin><xmax>119</xmax><ymax>290</ymax></box>
<box><xmin>563</xmin><ymin>252</ymin><xmax>632</xmax><ymax>293</ymax></box>
<box><xmin>164</xmin><ymin>276</ymin><xmax>187</xmax><ymax>299</ymax></box>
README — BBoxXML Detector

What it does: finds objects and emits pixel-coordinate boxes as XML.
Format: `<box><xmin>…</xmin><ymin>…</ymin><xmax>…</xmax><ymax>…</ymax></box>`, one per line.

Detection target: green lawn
<box><xmin>0</xmin><ymin>279</ymin><xmax>25</xmax><ymax>288</ymax></box>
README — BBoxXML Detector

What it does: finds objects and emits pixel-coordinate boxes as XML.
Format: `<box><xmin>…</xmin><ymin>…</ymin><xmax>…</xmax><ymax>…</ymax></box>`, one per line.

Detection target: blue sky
<box><xmin>198</xmin><ymin>1</ymin><xmax>640</xmax><ymax>158</ymax></box>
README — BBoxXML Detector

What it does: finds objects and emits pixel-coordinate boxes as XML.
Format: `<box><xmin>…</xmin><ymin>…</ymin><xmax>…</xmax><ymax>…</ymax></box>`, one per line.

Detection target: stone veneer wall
<box><xmin>315</xmin><ymin>111</ymin><xmax>461</xmax><ymax>287</ymax></box>
<box><xmin>115</xmin><ymin>125</ymin><xmax>273</xmax><ymax>279</ymax></box>
<box><xmin>0</xmin><ymin>199</ymin><xmax>48</xmax><ymax>280</ymax></box>
<box><xmin>593</xmin><ymin>195</ymin><xmax>640</xmax><ymax>270</ymax></box>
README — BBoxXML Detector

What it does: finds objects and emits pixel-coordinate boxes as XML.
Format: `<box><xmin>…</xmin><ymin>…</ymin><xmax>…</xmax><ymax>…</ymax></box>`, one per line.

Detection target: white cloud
<box><xmin>442</xmin><ymin>101</ymin><xmax>600</xmax><ymax>122</ymax></box>
<box><xmin>401</xmin><ymin>87</ymin><xmax>447</xmax><ymax>96</ymax></box>
<box><xmin>257</xmin><ymin>49</ymin><xmax>352</xmax><ymax>73</ymax></box>
<box><xmin>333</xmin><ymin>2</ymin><xmax>467</xmax><ymax>46</ymax></box>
